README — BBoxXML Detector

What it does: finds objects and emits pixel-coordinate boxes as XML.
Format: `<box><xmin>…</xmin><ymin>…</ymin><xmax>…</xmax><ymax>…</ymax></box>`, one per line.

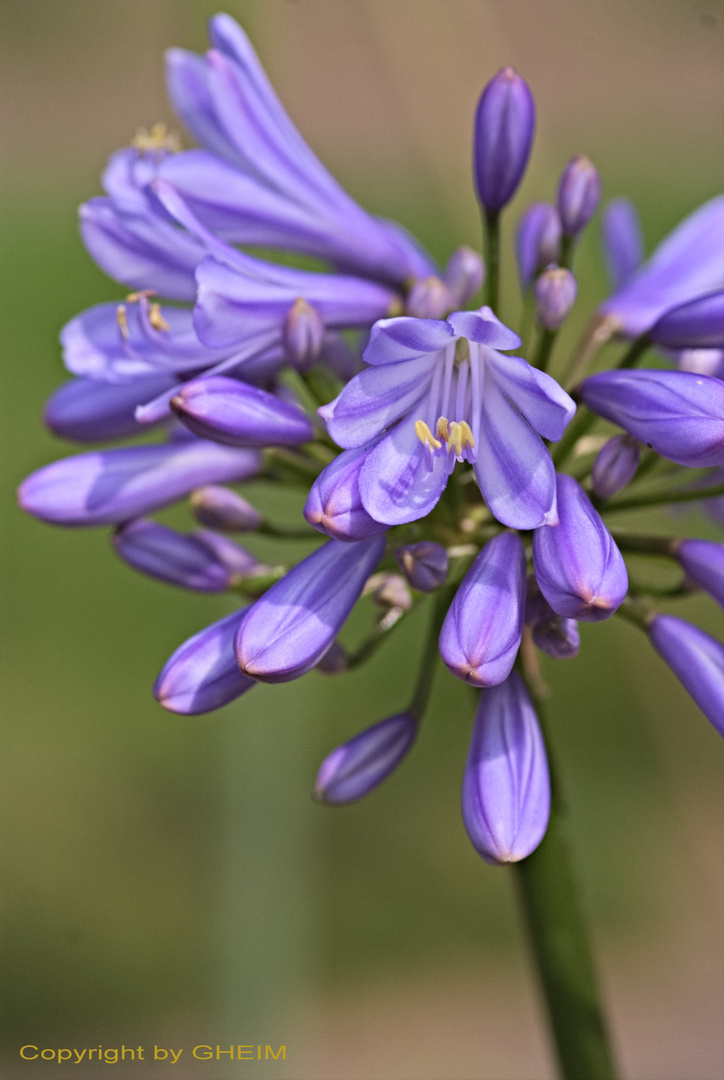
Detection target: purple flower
<box><xmin>579</xmin><ymin>369</ymin><xmax>724</xmax><ymax>468</ymax></box>
<box><xmin>601</xmin><ymin>198</ymin><xmax>644</xmax><ymax>291</ymax></box>
<box><xmin>473</xmin><ymin>67</ymin><xmax>536</xmax><ymax>214</ymax></box>
<box><xmin>189</xmin><ymin>529</ymin><xmax>259</xmax><ymax>578</ymax></box>
<box><xmin>648</xmin><ymin>615</ymin><xmax>724</xmax><ymax>737</ymax></box>
<box><xmin>394</xmin><ymin>542</ymin><xmax>449</xmax><ymax>593</ymax></box>
<box><xmin>303</xmin><ymin>444</ymin><xmax>389</xmax><ymax>543</ymax></box>
<box><xmin>443</xmin><ymin>247</ymin><xmax>485</xmax><ymax>307</ymax></box>
<box><xmin>515</xmin><ymin>202</ymin><xmax>562</xmax><ymax>290</ymax></box>
<box><xmin>282</xmin><ymin>298</ymin><xmax>326</xmax><ymax>370</ymax></box>
<box><xmin>321</xmin><ymin>308</ymin><xmax>575</xmax><ymax>530</ymax></box>
<box><xmin>112</xmin><ymin>518</ymin><xmax>233</xmax><ymax>590</ymax></box>
<box><xmin>532</xmin><ymin>473</ymin><xmax>628</xmax><ymax>621</ymax></box>
<box><xmin>18</xmin><ymin>438</ymin><xmax>260</xmax><ymax>527</ymax></box>
<box><xmin>439</xmin><ymin>533</ymin><xmax>526</xmax><ymax>686</ymax></box>
<box><xmin>591</xmin><ymin>434</ymin><xmax>640</xmax><ymax>499</ymax></box>
<box><xmin>190</xmin><ymin>485</ymin><xmax>262</xmax><ymax>532</ymax></box>
<box><xmin>44</xmin><ymin>374</ymin><xmax>175</xmax><ymax>443</ymax></box>
<box><xmin>234</xmin><ymin>536</ymin><xmax>386</xmax><ymax>683</ymax></box>
<box><xmin>525</xmin><ymin>576</ymin><xmax>580</xmax><ymax>659</ymax></box>
<box><xmin>598</xmin><ymin>195</ymin><xmax>724</xmax><ymax>338</ymax></box>
<box><xmin>154</xmin><ymin>610</ymin><xmax>256</xmax><ymax>715</ymax></box>
<box><xmin>677</xmin><ymin>349</ymin><xmax>724</xmax><ymax>379</ymax></box>
<box><xmin>557</xmin><ymin>156</ymin><xmax>601</xmax><ymax>237</ymax></box>
<box><xmin>535</xmin><ymin>267</ymin><xmax>577</xmax><ymax>330</ymax></box>
<box><xmin>314</xmin><ymin>713</ymin><xmax>418</xmax><ymax>805</ymax></box>
<box><xmin>676</xmin><ymin>539</ymin><xmax>724</xmax><ymax>607</ymax></box>
<box><xmin>649</xmin><ymin>290</ymin><xmax>724</xmax><ymax>350</ymax></box>
<box><xmin>462</xmin><ymin>672</ymin><xmax>550</xmax><ymax>864</ymax></box>
<box><xmin>170</xmin><ymin>375</ymin><xmax>314</xmax><ymax>447</ymax></box>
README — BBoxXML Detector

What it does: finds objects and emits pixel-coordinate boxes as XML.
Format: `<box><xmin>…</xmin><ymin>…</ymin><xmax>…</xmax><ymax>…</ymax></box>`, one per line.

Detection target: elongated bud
<box><xmin>282</xmin><ymin>297</ymin><xmax>325</xmax><ymax>370</ymax></box>
<box><xmin>602</xmin><ymin>198</ymin><xmax>643</xmax><ymax>290</ymax></box>
<box><xmin>525</xmin><ymin>576</ymin><xmax>580</xmax><ymax>659</ymax></box>
<box><xmin>44</xmin><ymin>374</ymin><xmax>174</xmax><ymax>443</ymax></box>
<box><xmin>473</xmin><ymin>67</ymin><xmax>536</xmax><ymax>213</ymax></box>
<box><xmin>190</xmin><ymin>529</ymin><xmax>259</xmax><ymax>577</ymax></box>
<box><xmin>112</xmin><ymin>519</ymin><xmax>232</xmax><ymax>590</ymax></box>
<box><xmin>395</xmin><ymin>541</ymin><xmax>448</xmax><ymax>593</ymax></box>
<box><xmin>190</xmin><ymin>484</ymin><xmax>263</xmax><ymax>532</ymax></box>
<box><xmin>532</xmin><ymin>473</ymin><xmax>628</xmax><ymax>621</ymax></box>
<box><xmin>534</xmin><ymin>267</ymin><xmax>577</xmax><ymax>330</ymax></box>
<box><xmin>18</xmin><ymin>441</ymin><xmax>261</xmax><ymax>527</ymax></box>
<box><xmin>235</xmin><ymin>536</ymin><xmax>386</xmax><ymax>683</ymax></box>
<box><xmin>171</xmin><ymin>375</ymin><xmax>314</xmax><ymax>447</ymax></box>
<box><xmin>648</xmin><ymin>615</ymin><xmax>724</xmax><ymax>736</ymax></box>
<box><xmin>591</xmin><ymin>434</ymin><xmax>640</xmax><ymax>499</ymax></box>
<box><xmin>406</xmin><ymin>276</ymin><xmax>451</xmax><ymax>319</ymax></box>
<box><xmin>557</xmin><ymin>156</ymin><xmax>601</xmax><ymax>237</ymax></box>
<box><xmin>154</xmin><ymin>610</ymin><xmax>256</xmax><ymax>715</ymax></box>
<box><xmin>304</xmin><ymin>445</ymin><xmax>388</xmax><ymax>542</ymax></box>
<box><xmin>314</xmin><ymin>712</ymin><xmax>418</xmax><ymax>805</ymax></box>
<box><xmin>676</xmin><ymin>539</ymin><xmax>724</xmax><ymax>607</ymax></box>
<box><xmin>462</xmin><ymin>673</ymin><xmax>550</xmax><ymax>864</ymax></box>
<box><xmin>515</xmin><ymin>203</ymin><xmax>561</xmax><ymax>290</ymax></box>
<box><xmin>649</xmin><ymin>290</ymin><xmax>724</xmax><ymax>350</ymax></box>
<box><xmin>443</xmin><ymin>247</ymin><xmax>485</xmax><ymax>306</ymax></box>
<box><xmin>439</xmin><ymin>532</ymin><xmax>526</xmax><ymax>687</ymax></box>
<box><xmin>580</xmin><ymin>370</ymin><xmax>724</xmax><ymax>468</ymax></box>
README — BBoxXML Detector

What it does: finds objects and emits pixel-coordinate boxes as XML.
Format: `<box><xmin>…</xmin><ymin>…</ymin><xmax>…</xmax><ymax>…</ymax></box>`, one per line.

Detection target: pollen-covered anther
<box><xmin>116</xmin><ymin>304</ymin><xmax>129</xmax><ymax>339</ymax></box>
<box><xmin>126</xmin><ymin>289</ymin><xmax>158</xmax><ymax>303</ymax></box>
<box><xmin>148</xmin><ymin>303</ymin><xmax>170</xmax><ymax>332</ymax></box>
<box><xmin>131</xmin><ymin>122</ymin><xmax>181</xmax><ymax>156</ymax></box>
<box><xmin>415</xmin><ymin>420</ymin><xmax>442</xmax><ymax>451</ymax></box>
<box><xmin>445</xmin><ymin>420</ymin><xmax>475</xmax><ymax>458</ymax></box>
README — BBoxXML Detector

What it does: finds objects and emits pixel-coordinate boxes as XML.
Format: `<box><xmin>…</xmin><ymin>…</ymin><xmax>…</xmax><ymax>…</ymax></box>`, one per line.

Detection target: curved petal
<box><xmin>358</xmin><ymin>413</ymin><xmax>450</xmax><ymax>525</ymax></box>
<box><xmin>484</xmin><ymin>348</ymin><xmax>576</xmax><ymax>440</ymax></box>
<box><xmin>447</xmin><ymin>307</ymin><xmax>521</xmax><ymax>350</ymax></box>
<box><xmin>362</xmin><ymin>316</ymin><xmax>453</xmax><ymax>365</ymax></box>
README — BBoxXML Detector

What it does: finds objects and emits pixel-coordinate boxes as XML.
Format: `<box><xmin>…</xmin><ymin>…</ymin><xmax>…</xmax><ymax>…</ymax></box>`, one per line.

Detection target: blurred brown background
<box><xmin>1</xmin><ymin>2</ymin><xmax>723</xmax><ymax>1078</ymax></box>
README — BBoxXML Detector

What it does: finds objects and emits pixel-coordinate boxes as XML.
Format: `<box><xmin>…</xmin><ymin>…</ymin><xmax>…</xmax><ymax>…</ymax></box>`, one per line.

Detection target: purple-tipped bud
<box><xmin>532</xmin><ymin>473</ymin><xmax>628</xmax><ymax>621</ymax></box>
<box><xmin>676</xmin><ymin>539</ymin><xmax>724</xmax><ymax>608</ymax></box>
<box><xmin>406</xmin><ymin>276</ymin><xmax>451</xmax><ymax>319</ymax></box>
<box><xmin>473</xmin><ymin>67</ymin><xmax>536</xmax><ymax>214</ymax></box>
<box><xmin>112</xmin><ymin>519</ymin><xmax>232</xmax><ymax>590</ymax></box>
<box><xmin>462</xmin><ymin>673</ymin><xmax>551</xmax><ymax>864</ymax></box>
<box><xmin>44</xmin><ymin>374</ymin><xmax>174</xmax><ymax>443</ymax></box>
<box><xmin>190</xmin><ymin>484</ymin><xmax>263</xmax><ymax>532</ymax></box>
<box><xmin>602</xmin><ymin>198</ymin><xmax>644</xmax><ymax>290</ymax></box>
<box><xmin>154</xmin><ymin>610</ymin><xmax>256</xmax><ymax>715</ymax></box>
<box><xmin>648</xmin><ymin>615</ymin><xmax>724</xmax><ymax>736</ymax></box>
<box><xmin>534</xmin><ymin>267</ymin><xmax>577</xmax><ymax>330</ymax></box>
<box><xmin>591</xmin><ymin>434</ymin><xmax>640</xmax><ymax>499</ymax></box>
<box><xmin>314</xmin><ymin>712</ymin><xmax>418</xmax><ymax>805</ymax></box>
<box><xmin>515</xmin><ymin>203</ymin><xmax>562</xmax><ymax>290</ymax></box>
<box><xmin>649</xmin><ymin>290</ymin><xmax>724</xmax><ymax>350</ymax></box>
<box><xmin>579</xmin><ymin>370</ymin><xmax>724</xmax><ymax>468</ymax></box>
<box><xmin>171</xmin><ymin>376</ymin><xmax>314</xmax><ymax>447</ymax></box>
<box><xmin>304</xmin><ymin>446</ymin><xmax>389</xmax><ymax>542</ymax></box>
<box><xmin>439</xmin><ymin>532</ymin><xmax>526</xmax><ymax>687</ymax></box>
<box><xmin>443</xmin><ymin>247</ymin><xmax>485</xmax><ymax>306</ymax></box>
<box><xmin>557</xmin><ymin>156</ymin><xmax>601</xmax><ymax>237</ymax></box>
<box><xmin>190</xmin><ymin>530</ymin><xmax>259</xmax><ymax>577</ymax></box>
<box><xmin>525</xmin><ymin>576</ymin><xmax>580</xmax><ymax>659</ymax></box>
<box><xmin>395</xmin><ymin>541</ymin><xmax>449</xmax><ymax>593</ymax></box>
<box><xmin>234</xmin><ymin>536</ymin><xmax>386</xmax><ymax>683</ymax></box>
<box><xmin>18</xmin><ymin>441</ymin><xmax>261</xmax><ymax>527</ymax></box>
<box><xmin>282</xmin><ymin>297</ymin><xmax>325</xmax><ymax>371</ymax></box>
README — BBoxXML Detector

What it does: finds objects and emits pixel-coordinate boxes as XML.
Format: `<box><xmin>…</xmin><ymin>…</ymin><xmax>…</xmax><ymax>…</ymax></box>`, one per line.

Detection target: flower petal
<box><xmin>358</xmin><ymin>414</ymin><xmax>450</xmax><ymax>525</ymax></box>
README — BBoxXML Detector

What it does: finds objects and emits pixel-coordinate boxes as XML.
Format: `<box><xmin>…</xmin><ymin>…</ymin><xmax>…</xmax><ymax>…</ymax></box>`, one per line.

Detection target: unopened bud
<box><xmin>367</xmin><ymin>572</ymin><xmax>413</xmax><ymax>611</ymax></box>
<box><xmin>534</xmin><ymin>267</ymin><xmax>577</xmax><ymax>330</ymax></box>
<box><xmin>443</xmin><ymin>247</ymin><xmax>485</xmax><ymax>306</ymax></box>
<box><xmin>190</xmin><ymin>484</ymin><xmax>263</xmax><ymax>532</ymax></box>
<box><xmin>395</xmin><ymin>541</ymin><xmax>449</xmax><ymax>592</ymax></box>
<box><xmin>473</xmin><ymin>67</ymin><xmax>536</xmax><ymax>213</ymax></box>
<box><xmin>649</xmin><ymin>290</ymin><xmax>724</xmax><ymax>350</ymax></box>
<box><xmin>557</xmin><ymin>155</ymin><xmax>601</xmax><ymax>237</ymax></box>
<box><xmin>314</xmin><ymin>712</ymin><xmax>418</xmax><ymax>804</ymax></box>
<box><xmin>591</xmin><ymin>435</ymin><xmax>639</xmax><ymax>499</ymax></box>
<box><xmin>316</xmin><ymin>641</ymin><xmax>349</xmax><ymax>674</ymax></box>
<box><xmin>406</xmin><ymin>276</ymin><xmax>451</xmax><ymax>319</ymax></box>
<box><xmin>515</xmin><ymin>203</ymin><xmax>561</xmax><ymax>290</ymax></box>
<box><xmin>282</xmin><ymin>297</ymin><xmax>325</xmax><ymax>370</ymax></box>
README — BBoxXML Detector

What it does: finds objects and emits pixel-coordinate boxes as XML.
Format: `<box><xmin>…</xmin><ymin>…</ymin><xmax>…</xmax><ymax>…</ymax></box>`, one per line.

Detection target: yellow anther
<box><xmin>435</xmin><ymin>416</ymin><xmax>449</xmax><ymax>442</ymax></box>
<box><xmin>116</xmin><ymin>304</ymin><xmax>129</xmax><ymax>339</ymax></box>
<box><xmin>126</xmin><ymin>289</ymin><xmax>157</xmax><ymax>303</ymax></box>
<box><xmin>131</xmin><ymin>122</ymin><xmax>181</xmax><ymax>156</ymax></box>
<box><xmin>445</xmin><ymin>420</ymin><xmax>475</xmax><ymax>456</ymax></box>
<box><xmin>148</xmin><ymin>302</ymin><xmax>170</xmax><ymax>332</ymax></box>
<box><xmin>415</xmin><ymin>419</ymin><xmax>442</xmax><ymax>450</ymax></box>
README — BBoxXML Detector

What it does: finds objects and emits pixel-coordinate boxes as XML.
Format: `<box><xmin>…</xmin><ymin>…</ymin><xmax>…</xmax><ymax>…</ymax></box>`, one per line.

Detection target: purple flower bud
<box><xmin>443</xmin><ymin>247</ymin><xmax>485</xmax><ymax>306</ymax></box>
<box><xmin>395</xmin><ymin>541</ymin><xmax>449</xmax><ymax>593</ymax></box>
<box><xmin>314</xmin><ymin>712</ymin><xmax>418</xmax><ymax>805</ymax></box>
<box><xmin>234</xmin><ymin>536</ymin><xmax>386</xmax><ymax>683</ymax></box>
<box><xmin>439</xmin><ymin>532</ymin><xmax>526</xmax><ymax>687</ymax></box>
<box><xmin>368</xmin><ymin>573</ymin><xmax>413</xmax><ymax>611</ymax></box>
<box><xmin>190</xmin><ymin>484</ymin><xmax>263</xmax><ymax>532</ymax></box>
<box><xmin>112</xmin><ymin>518</ymin><xmax>232</xmax><ymax>590</ymax></box>
<box><xmin>473</xmin><ymin>67</ymin><xmax>536</xmax><ymax>214</ymax></box>
<box><xmin>649</xmin><ymin>290</ymin><xmax>724</xmax><ymax>350</ymax></box>
<box><xmin>676</xmin><ymin>539</ymin><xmax>724</xmax><ymax>608</ymax></box>
<box><xmin>602</xmin><ymin>198</ymin><xmax>643</xmax><ymax>290</ymax></box>
<box><xmin>557</xmin><ymin>156</ymin><xmax>601</xmax><ymax>237</ymax></box>
<box><xmin>515</xmin><ymin>203</ymin><xmax>562</xmax><ymax>290</ymax></box>
<box><xmin>534</xmin><ymin>267</ymin><xmax>577</xmax><ymax>330</ymax></box>
<box><xmin>44</xmin><ymin>374</ymin><xmax>175</xmax><ymax>443</ymax></box>
<box><xmin>677</xmin><ymin>349</ymin><xmax>724</xmax><ymax>379</ymax></box>
<box><xmin>282</xmin><ymin>298</ymin><xmax>325</xmax><ymax>371</ymax></box>
<box><xmin>190</xmin><ymin>529</ymin><xmax>259</xmax><ymax>577</ymax></box>
<box><xmin>591</xmin><ymin>434</ymin><xmax>640</xmax><ymax>499</ymax></box>
<box><xmin>406</xmin><ymin>276</ymin><xmax>451</xmax><ymax>319</ymax></box>
<box><xmin>532</xmin><ymin>474</ymin><xmax>628</xmax><ymax>622</ymax></box>
<box><xmin>648</xmin><ymin>615</ymin><xmax>724</xmax><ymax>736</ymax></box>
<box><xmin>315</xmin><ymin>641</ymin><xmax>349</xmax><ymax>674</ymax></box>
<box><xmin>525</xmin><ymin>576</ymin><xmax>580</xmax><ymax>659</ymax></box>
<box><xmin>579</xmin><ymin>370</ymin><xmax>724</xmax><ymax>468</ymax></box>
<box><xmin>170</xmin><ymin>375</ymin><xmax>314</xmax><ymax>447</ymax></box>
<box><xmin>304</xmin><ymin>446</ymin><xmax>388</xmax><ymax>543</ymax></box>
<box><xmin>18</xmin><ymin>441</ymin><xmax>261</xmax><ymax>527</ymax></box>
<box><xmin>462</xmin><ymin>673</ymin><xmax>550</xmax><ymax>864</ymax></box>
<box><xmin>154</xmin><ymin>610</ymin><xmax>256</xmax><ymax>715</ymax></box>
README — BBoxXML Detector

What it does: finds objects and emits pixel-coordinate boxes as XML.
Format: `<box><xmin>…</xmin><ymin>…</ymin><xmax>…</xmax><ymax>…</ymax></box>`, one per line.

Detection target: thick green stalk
<box><xmin>603</xmin><ymin>480</ymin><xmax>724</xmax><ymax>513</ymax></box>
<box><xmin>533</xmin><ymin>326</ymin><xmax>558</xmax><ymax>373</ymax></box>
<box><xmin>483</xmin><ymin>210</ymin><xmax>501</xmax><ymax>314</ymax></box>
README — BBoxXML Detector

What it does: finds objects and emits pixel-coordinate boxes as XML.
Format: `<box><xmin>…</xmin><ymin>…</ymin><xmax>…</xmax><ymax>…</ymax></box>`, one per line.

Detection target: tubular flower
<box><xmin>314</xmin><ymin>713</ymin><xmax>418</xmax><ymax>805</ymax></box>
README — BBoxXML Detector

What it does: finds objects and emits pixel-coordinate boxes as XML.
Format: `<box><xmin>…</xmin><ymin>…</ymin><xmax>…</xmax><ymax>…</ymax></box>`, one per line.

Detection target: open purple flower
<box><xmin>321</xmin><ymin>308</ymin><xmax>575</xmax><ymax>529</ymax></box>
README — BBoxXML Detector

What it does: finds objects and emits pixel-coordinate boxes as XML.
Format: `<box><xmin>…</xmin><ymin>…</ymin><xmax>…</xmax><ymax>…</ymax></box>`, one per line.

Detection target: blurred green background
<box><xmin>1</xmin><ymin>2</ymin><xmax>723</xmax><ymax>1078</ymax></box>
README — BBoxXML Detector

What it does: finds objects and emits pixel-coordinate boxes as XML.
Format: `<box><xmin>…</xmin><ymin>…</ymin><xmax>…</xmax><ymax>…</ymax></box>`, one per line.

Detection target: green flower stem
<box><xmin>533</xmin><ymin>326</ymin><xmax>558</xmax><ymax>373</ymax></box>
<box><xmin>602</xmin><ymin>481</ymin><xmax>724</xmax><ymax>514</ymax></box>
<box><xmin>616</xmin><ymin>333</ymin><xmax>651</xmax><ymax>369</ymax></box>
<box><xmin>610</xmin><ymin>531</ymin><xmax>678</xmax><ymax>557</ymax></box>
<box><xmin>256</xmin><ymin>520</ymin><xmax>320</xmax><ymax>540</ymax></box>
<box><xmin>513</xmin><ymin>682</ymin><xmax>618</xmax><ymax>1080</ymax></box>
<box><xmin>483</xmin><ymin>210</ymin><xmax>501</xmax><ymax>314</ymax></box>
<box><xmin>559</xmin><ymin>234</ymin><xmax>575</xmax><ymax>270</ymax></box>
<box><xmin>408</xmin><ymin>585</ymin><xmax>456</xmax><ymax>718</ymax></box>
<box><xmin>552</xmin><ymin>405</ymin><xmax>596</xmax><ymax>467</ymax></box>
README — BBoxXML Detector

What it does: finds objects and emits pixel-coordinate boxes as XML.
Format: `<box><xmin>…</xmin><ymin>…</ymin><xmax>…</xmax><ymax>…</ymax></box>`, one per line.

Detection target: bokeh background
<box><xmin>1</xmin><ymin>2</ymin><xmax>723</xmax><ymax>1078</ymax></box>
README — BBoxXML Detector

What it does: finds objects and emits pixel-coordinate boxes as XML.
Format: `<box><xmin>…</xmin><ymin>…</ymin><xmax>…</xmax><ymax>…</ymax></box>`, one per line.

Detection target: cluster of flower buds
<box><xmin>18</xmin><ymin>13</ymin><xmax>724</xmax><ymax>869</ymax></box>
